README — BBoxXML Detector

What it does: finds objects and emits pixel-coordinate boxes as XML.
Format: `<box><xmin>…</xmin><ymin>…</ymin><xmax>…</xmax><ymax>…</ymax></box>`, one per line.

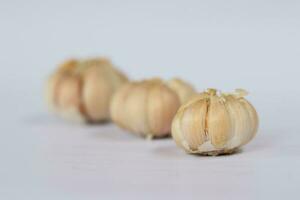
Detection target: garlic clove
<box><xmin>110</xmin><ymin>83</ymin><xmax>135</xmax><ymax>129</ymax></box>
<box><xmin>147</xmin><ymin>83</ymin><xmax>180</xmax><ymax>137</ymax></box>
<box><xmin>56</xmin><ymin>75</ymin><xmax>85</xmax><ymax>121</ymax></box>
<box><xmin>224</xmin><ymin>96</ymin><xmax>252</xmax><ymax>149</ymax></box>
<box><xmin>56</xmin><ymin>76</ymin><xmax>81</xmax><ymax>108</ymax></box>
<box><xmin>124</xmin><ymin>83</ymin><xmax>151</xmax><ymax>135</ymax></box>
<box><xmin>171</xmin><ymin>107</ymin><xmax>186</xmax><ymax>148</ymax></box>
<box><xmin>46</xmin><ymin>59</ymin><xmax>77</xmax><ymax>110</ymax></box>
<box><xmin>180</xmin><ymin>100</ymin><xmax>207</xmax><ymax>151</ymax></box>
<box><xmin>159</xmin><ymin>84</ymin><xmax>182</xmax><ymax>135</ymax></box>
<box><xmin>239</xmin><ymin>99</ymin><xmax>259</xmax><ymax>145</ymax></box>
<box><xmin>81</xmin><ymin>66</ymin><xmax>113</xmax><ymax>122</ymax></box>
<box><xmin>208</xmin><ymin>96</ymin><xmax>233</xmax><ymax>148</ymax></box>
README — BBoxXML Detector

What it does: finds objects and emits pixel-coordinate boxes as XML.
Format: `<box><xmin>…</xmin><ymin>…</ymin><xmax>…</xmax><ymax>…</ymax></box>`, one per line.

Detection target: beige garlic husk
<box><xmin>172</xmin><ymin>89</ymin><xmax>259</xmax><ymax>155</ymax></box>
<box><xmin>110</xmin><ymin>78</ymin><xmax>196</xmax><ymax>138</ymax></box>
<box><xmin>46</xmin><ymin>58</ymin><xmax>128</xmax><ymax>122</ymax></box>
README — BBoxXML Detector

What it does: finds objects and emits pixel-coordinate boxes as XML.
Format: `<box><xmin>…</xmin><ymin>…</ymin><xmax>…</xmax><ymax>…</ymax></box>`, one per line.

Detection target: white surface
<box><xmin>1</xmin><ymin>1</ymin><xmax>300</xmax><ymax>199</ymax></box>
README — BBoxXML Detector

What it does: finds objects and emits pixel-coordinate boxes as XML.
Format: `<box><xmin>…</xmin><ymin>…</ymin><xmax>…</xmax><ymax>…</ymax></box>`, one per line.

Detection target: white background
<box><xmin>1</xmin><ymin>0</ymin><xmax>300</xmax><ymax>199</ymax></box>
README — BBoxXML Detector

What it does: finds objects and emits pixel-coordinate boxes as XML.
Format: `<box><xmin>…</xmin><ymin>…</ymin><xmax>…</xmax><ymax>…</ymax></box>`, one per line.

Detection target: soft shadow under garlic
<box><xmin>190</xmin><ymin>148</ymin><xmax>243</xmax><ymax>157</ymax></box>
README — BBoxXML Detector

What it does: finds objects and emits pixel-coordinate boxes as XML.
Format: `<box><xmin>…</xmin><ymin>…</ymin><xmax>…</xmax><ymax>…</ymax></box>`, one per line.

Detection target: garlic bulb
<box><xmin>46</xmin><ymin>58</ymin><xmax>128</xmax><ymax>122</ymax></box>
<box><xmin>110</xmin><ymin>78</ymin><xmax>195</xmax><ymax>138</ymax></box>
<box><xmin>172</xmin><ymin>89</ymin><xmax>259</xmax><ymax>155</ymax></box>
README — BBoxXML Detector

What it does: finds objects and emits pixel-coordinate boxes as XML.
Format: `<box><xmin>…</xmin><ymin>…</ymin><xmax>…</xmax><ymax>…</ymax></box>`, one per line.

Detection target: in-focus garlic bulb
<box><xmin>172</xmin><ymin>89</ymin><xmax>259</xmax><ymax>155</ymax></box>
<box><xmin>46</xmin><ymin>58</ymin><xmax>128</xmax><ymax>122</ymax></box>
<box><xmin>110</xmin><ymin>78</ymin><xmax>195</xmax><ymax>138</ymax></box>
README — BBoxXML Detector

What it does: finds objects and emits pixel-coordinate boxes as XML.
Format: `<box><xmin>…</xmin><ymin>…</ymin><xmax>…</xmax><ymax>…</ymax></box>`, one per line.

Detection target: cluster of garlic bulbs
<box><xmin>172</xmin><ymin>89</ymin><xmax>259</xmax><ymax>155</ymax></box>
<box><xmin>46</xmin><ymin>58</ymin><xmax>128</xmax><ymax>122</ymax></box>
<box><xmin>46</xmin><ymin>57</ymin><xmax>259</xmax><ymax>155</ymax></box>
<box><xmin>110</xmin><ymin>78</ymin><xmax>195</xmax><ymax>138</ymax></box>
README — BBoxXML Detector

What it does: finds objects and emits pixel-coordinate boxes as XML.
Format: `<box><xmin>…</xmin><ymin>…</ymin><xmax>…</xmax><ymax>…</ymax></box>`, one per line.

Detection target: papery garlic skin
<box><xmin>171</xmin><ymin>89</ymin><xmax>259</xmax><ymax>155</ymax></box>
<box><xmin>110</xmin><ymin>78</ymin><xmax>195</xmax><ymax>138</ymax></box>
<box><xmin>46</xmin><ymin>58</ymin><xmax>128</xmax><ymax>122</ymax></box>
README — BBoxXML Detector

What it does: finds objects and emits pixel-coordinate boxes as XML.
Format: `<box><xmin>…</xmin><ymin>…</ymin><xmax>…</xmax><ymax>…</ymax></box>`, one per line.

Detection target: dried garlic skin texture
<box><xmin>46</xmin><ymin>58</ymin><xmax>128</xmax><ymax>123</ymax></box>
<box><xmin>110</xmin><ymin>78</ymin><xmax>195</xmax><ymax>138</ymax></box>
<box><xmin>171</xmin><ymin>89</ymin><xmax>259</xmax><ymax>155</ymax></box>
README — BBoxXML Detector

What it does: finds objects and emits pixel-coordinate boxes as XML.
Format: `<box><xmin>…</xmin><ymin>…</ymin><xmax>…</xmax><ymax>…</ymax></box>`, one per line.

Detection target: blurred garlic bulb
<box><xmin>110</xmin><ymin>78</ymin><xmax>195</xmax><ymax>138</ymax></box>
<box><xmin>46</xmin><ymin>58</ymin><xmax>128</xmax><ymax>122</ymax></box>
<box><xmin>172</xmin><ymin>89</ymin><xmax>259</xmax><ymax>155</ymax></box>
